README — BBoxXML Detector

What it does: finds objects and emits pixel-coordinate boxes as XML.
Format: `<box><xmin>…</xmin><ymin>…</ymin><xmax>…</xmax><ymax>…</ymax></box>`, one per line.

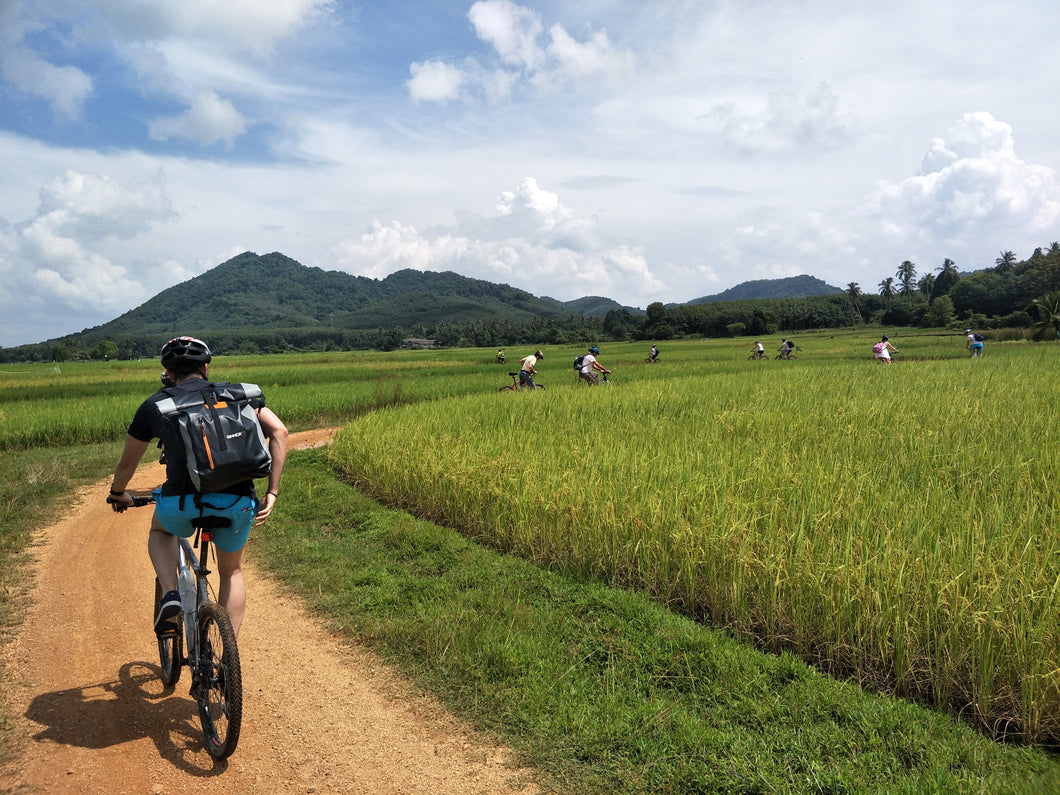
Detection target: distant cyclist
<box><xmin>751</xmin><ymin>340</ymin><xmax>764</xmax><ymax>359</ymax></box>
<box><xmin>648</xmin><ymin>344</ymin><xmax>659</xmax><ymax>362</ymax></box>
<box><xmin>965</xmin><ymin>329</ymin><xmax>984</xmax><ymax>357</ymax></box>
<box><xmin>579</xmin><ymin>346</ymin><xmax>611</xmax><ymax>385</ymax></box>
<box><xmin>873</xmin><ymin>335</ymin><xmax>899</xmax><ymax>364</ymax></box>
<box><xmin>518</xmin><ymin>349</ymin><xmax>544</xmax><ymax>389</ymax></box>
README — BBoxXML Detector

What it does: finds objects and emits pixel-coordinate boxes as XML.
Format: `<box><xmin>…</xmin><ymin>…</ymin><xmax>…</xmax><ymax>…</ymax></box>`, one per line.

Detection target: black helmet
<box><xmin>160</xmin><ymin>336</ymin><xmax>212</xmax><ymax>370</ymax></box>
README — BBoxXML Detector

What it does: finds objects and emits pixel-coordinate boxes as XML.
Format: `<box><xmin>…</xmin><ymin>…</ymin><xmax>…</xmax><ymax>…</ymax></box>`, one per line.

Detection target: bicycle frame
<box><xmin>176</xmin><ymin>532</ymin><xmax>212</xmax><ymax>674</ymax></box>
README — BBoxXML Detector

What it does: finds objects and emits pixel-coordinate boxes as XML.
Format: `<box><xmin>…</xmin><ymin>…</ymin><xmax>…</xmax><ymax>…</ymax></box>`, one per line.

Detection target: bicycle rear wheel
<box><xmin>154</xmin><ymin>579</ymin><xmax>182</xmax><ymax>687</ymax></box>
<box><xmin>194</xmin><ymin>602</ymin><xmax>242</xmax><ymax>759</ymax></box>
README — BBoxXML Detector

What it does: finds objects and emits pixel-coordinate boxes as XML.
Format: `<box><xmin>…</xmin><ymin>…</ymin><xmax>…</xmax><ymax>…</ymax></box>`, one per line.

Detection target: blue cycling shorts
<box><xmin>152</xmin><ymin>489</ymin><xmax>257</xmax><ymax>553</ymax></box>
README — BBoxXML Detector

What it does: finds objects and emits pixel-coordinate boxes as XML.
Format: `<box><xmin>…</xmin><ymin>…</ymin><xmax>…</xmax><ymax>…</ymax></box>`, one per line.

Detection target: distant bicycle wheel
<box><xmin>154</xmin><ymin>579</ymin><xmax>182</xmax><ymax>687</ymax></box>
<box><xmin>195</xmin><ymin>602</ymin><xmax>242</xmax><ymax>759</ymax></box>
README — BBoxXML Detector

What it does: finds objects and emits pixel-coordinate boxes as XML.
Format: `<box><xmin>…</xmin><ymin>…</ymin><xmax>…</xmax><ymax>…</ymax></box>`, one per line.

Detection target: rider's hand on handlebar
<box><xmin>108</xmin><ymin>492</ymin><xmax>133</xmax><ymax>512</ymax></box>
<box><xmin>107</xmin><ymin>493</ymin><xmax>152</xmax><ymax>512</ymax></box>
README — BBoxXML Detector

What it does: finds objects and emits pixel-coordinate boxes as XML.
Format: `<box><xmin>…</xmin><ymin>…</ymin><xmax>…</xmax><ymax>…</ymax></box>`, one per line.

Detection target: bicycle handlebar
<box><xmin>107</xmin><ymin>494</ymin><xmax>155</xmax><ymax>511</ymax></box>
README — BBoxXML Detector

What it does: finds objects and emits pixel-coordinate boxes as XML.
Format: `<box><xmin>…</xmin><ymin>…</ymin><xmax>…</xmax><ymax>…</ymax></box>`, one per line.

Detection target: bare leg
<box><xmin>215</xmin><ymin>548</ymin><xmax>246</xmax><ymax>638</ymax></box>
<box><xmin>148</xmin><ymin>520</ymin><xmax>180</xmax><ymax>593</ymax></box>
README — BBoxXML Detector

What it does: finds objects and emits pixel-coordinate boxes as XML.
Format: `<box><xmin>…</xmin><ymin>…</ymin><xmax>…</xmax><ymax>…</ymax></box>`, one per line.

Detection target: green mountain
<box><xmin>682</xmin><ymin>275</ymin><xmax>841</xmax><ymax>304</ymax></box>
<box><xmin>97</xmin><ymin>251</ymin><xmax>581</xmax><ymax>336</ymax></box>
<box><xmin>2</xmin><ymin>252</ymin><xmax>886</xmax><ymax>361</ymax></box>
<box><xmin>539</xmin><ymin>295</ymin><xmax>633</xmax><ymax>317</ymax></box>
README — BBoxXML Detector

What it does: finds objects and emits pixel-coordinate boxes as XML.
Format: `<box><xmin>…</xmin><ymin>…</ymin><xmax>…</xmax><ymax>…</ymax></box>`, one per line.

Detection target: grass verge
<box><xmin>250</xmin><ymin>450</ymin><xmax>1060</xmax><ymax>794</ymax></box>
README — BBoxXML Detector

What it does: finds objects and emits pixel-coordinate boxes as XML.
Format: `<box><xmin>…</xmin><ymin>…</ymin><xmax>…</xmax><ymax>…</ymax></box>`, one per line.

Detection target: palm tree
<box><xmin>932</xmin><ymin>258</ymin><xmax>960</xmax><ymax>299</ymax></box>
<box><xmin>918</xmin><ymin>273</ymin><xmax>936</xmax><ymax>297</ymax></box>
<box><xmin>878</xmin><ymin>277</ymin><xmax>896</xmax><ymax>300</ymax></box>
<box><xmin>896</xmin><ymin>260</ymin><xmax>917</xmax><ymax>296</ymax></box>
<box><xmin>1049</xmin><ymin>241</ymin><xmax>1060</xmax><ymax>255</ymax></box>
<box><xmin>846</xmin><ymin>282</ymin><xmax>863</xmax><ymax>321</ymax></box>
<box><xmin>995</xmin><ymin>250</ymin><xmax>1017</xmax><ymax>272</ymax></box>
<box><xmin>1030</xmin><ymin>291</ymin><xmax>1060</xmax><ymax>339</ymax></box>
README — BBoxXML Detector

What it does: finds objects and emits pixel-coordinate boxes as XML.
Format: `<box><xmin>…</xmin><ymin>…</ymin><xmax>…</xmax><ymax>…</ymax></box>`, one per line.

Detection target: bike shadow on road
<box><xmin>22</xmin><ymin>660</ymin><xmax>229</xmax><ymax>774</ymax></box>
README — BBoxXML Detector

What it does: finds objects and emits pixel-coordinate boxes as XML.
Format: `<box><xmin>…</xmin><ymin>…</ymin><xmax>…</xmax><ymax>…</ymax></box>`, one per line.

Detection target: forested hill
<box><xmin>99</xmin><ymin>251</ymin><xmax>606</xmax><ymax>337</ymax></box>
<box><xmin>685</xmin><ymin>275</ymin><xmax>841</xmax><ymax>304</ymax></box>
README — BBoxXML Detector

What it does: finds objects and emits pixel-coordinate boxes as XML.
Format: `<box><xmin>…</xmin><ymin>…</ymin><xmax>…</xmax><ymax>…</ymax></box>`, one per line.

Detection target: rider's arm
<box><xmin>254</xmin><ymin>406</ymin><xmax>289</xmax><ymax>525</ymax></box>
<box><xmin>110</xmin><ymin>434</ymin><xmax>151</xmax><ymax>506</ymax></box>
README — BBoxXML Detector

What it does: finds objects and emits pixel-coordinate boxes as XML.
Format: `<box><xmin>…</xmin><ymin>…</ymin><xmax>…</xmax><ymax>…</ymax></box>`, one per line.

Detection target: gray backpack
<box><xmin>158</xmin><ymin>382</ymin><xmax>272</xmax><ymax>493</ymax></box>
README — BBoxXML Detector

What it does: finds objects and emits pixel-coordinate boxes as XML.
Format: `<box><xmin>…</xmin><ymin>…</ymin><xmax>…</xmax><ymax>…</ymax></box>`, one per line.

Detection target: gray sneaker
<box><xmin>154</xmin><ymin>590</ymin><xmax>182</xmax><ymax>635</ymax></box>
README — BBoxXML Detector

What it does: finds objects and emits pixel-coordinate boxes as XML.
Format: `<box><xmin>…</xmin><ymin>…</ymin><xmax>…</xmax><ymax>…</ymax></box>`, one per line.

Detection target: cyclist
<box><xmin>518</xmin><ymin>349</ymin><xmax>544</xmax><ymax>389</ymax></box>
<box><xmin>496</xmin><ymin>350</ymin><xmax>505</xmax><ymax>364</ymax></box>
<box><xmin>648</xmin><ymin>344</ymin><xmax>659</xmax><ymax>362</ymax></box>
<box><xmin>873</xmin><ymin>335</ymin><xmax>899</xmax><ymax>364</ymax></box>
<box><xmin>108</xmin><ymin>336</ymin><xmax>289</xmax><ymax>638</ymax></box>
<box><xmin>579</xmin><ymin>346</ymin><xmax>611</xmax><ymax>385</ymax></box>
<box><xmin>751</xmin><ymin>340</ymin><xmax>764</xmax><ymax>359</ymax></box>
<box><xmin>778</xmin><ymin>338</ymin><xmax>795</xmax><ymax>358</ymax></box>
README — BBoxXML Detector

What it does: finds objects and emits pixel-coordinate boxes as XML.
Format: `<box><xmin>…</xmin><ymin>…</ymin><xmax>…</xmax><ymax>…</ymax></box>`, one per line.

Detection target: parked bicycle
<box><xmin>499</xmin><ymin>371</ymin><xmax>544</xmax><ymax>391</ymax></box>
<box><xmin>111</xmin><ymin>495</ymin><xmax>243</xmax><ymax>759</ymax></box>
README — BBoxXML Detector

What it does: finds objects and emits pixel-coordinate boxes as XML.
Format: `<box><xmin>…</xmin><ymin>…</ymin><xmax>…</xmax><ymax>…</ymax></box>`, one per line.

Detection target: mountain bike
<box><xmin>775</xmin><ymin>348</ymin><xmax>797</xmax><ymax>360</ymax></box>
<box><xmin>499</xmin><ymin>371</ymin><xmax>544</xmax><ymax>391</ymax></box>
<box><xmin>112</xmin><ymin>495</ymin><xmax>243</xmax><ymax>759</ymax></box>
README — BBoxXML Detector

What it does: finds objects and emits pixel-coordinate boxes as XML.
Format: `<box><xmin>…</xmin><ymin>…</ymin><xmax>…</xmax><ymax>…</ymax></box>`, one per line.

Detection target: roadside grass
<box><xmin>251</xmin><ymin>450</ymin><xmax>1060</xmax><ymax>794</ymax></box>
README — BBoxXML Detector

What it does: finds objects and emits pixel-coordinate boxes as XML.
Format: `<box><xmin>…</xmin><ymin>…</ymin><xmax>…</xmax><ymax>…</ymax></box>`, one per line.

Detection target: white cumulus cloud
<box><xmin>469</xmin><ymin>0</ymin><xmax>545</xmax><ymax>70</ymax></box>
<box><xmin>408</xmin><ymin>60</ymin><xmax>466</xmax><ymax>103</ymax></box>
<box><xmin>0</xmin><ymin>170</ymin><xmax>178</xmax><ymax>343</ymax></box>
<box><xmin>866</xmin><ymin>112</ymin><xmax>1060</xmax><ymax>244</ymax></box>
<box><xmin>325</xmin><ymin>177</ymin><xmax>661</xmax><ymax>302</ymax></box>
<box><xmin>408</xmin><ymin>0</ymin><xmax>633</xmax><ymax>103</ymax></box>
<box><xmin>148</xmin><ymin>90</ymin><xmax>247</xmax><ymax>148</ymax></box>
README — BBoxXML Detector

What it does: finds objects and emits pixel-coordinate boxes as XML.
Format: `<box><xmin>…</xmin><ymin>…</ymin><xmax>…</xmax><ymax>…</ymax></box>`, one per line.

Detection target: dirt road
<box><xmin>0</xmin><ymin>429</ymin><xmax>540</xmax><ymax>794</ymax></box>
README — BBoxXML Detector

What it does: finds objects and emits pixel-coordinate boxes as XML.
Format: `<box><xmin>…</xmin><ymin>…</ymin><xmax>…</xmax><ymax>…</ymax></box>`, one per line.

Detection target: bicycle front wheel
<box><xmin>195</xmin><ymin>602</ymin><xmax>242</xmax><ymax>759</ymax></box>
<box><xmin>154</xmin><ymin>579</ymin><xmax>182</xmax><ymax>687</ymax></box>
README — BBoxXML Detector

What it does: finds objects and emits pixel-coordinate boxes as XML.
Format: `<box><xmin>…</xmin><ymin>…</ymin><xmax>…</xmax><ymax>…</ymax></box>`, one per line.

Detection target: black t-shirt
<box><xmin>128</xmin><ymin>377</ymin><xmax>266</xmax><ymax>497</ymax></box>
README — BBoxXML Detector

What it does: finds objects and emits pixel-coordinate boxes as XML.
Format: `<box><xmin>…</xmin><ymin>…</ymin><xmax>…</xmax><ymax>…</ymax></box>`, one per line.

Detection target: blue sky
<box><xmin>1</xmin><ymin>0</ymin><xmax>1058</xmax><ymax>347</ymax></box>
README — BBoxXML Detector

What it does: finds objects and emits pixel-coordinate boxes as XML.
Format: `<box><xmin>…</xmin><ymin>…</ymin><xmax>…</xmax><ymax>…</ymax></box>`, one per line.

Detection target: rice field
<box><xmin>0</xmin><ymin>350</ymin><xmax>489</xmax><ymax>450</ymax></box>
<box><xmin>325</xmin><ymin>336</ymin><xmax>1060</xmax><ymax>744</ymax></box>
